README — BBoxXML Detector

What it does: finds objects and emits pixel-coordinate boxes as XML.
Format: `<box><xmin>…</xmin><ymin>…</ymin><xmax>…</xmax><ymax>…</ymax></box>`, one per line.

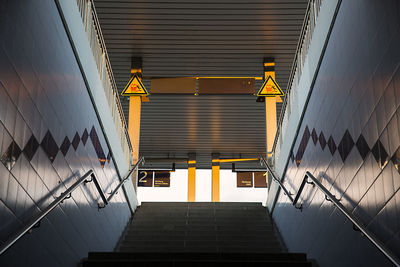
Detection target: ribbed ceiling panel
<box><xmin>94</xmin><ymin>0</ymin><xmax>307</xmax><ymax>167</ymax></box>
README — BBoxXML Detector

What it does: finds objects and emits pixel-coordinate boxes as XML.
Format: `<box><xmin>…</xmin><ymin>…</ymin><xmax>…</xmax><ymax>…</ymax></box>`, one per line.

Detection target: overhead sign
<box><xmin>257</xmin><ymin>75</ymin><xmax>284</xmax><ymax>96</ymax></box>
<box><xmin>154</xmin><ymin>171</ymin><xmax>170</xmax><ymax>187</ymax></box>
<box><xmin>138</xmin><ymin>170</ymin><xmax>153</xmax><ymax>187</ymax></box>
<box><xmin>121</xmin><ymin>75</ymin><xmax>149</xmax><ymax>96</ymax></box>
<box><xmin>254</xmin><ymin>172</ymin><xmax>268</xmax><ymax>188</ymax></box>
<box><xmin>237</xmin><ymin>172</ymin><xmax>253</xmax><ymax>187</ymax></box>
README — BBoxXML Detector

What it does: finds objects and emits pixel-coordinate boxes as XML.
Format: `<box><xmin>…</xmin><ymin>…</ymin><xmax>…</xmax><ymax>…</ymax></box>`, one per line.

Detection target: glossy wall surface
<box><xmin>0</xmin><ymin>1</ymin><xmax>131</xmax><ymax>266</ymax></box>
<box><xmin>273</xmin><ymin>1</ymin><xmax>400</xmax><ymax>266</ymax></box>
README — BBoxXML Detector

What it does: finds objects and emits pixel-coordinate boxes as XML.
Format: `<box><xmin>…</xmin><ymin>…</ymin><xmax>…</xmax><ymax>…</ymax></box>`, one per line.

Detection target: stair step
<box><xmin>88</xmin><ymin>252</ymin><xmax>308</xmax><ymax>262</ymax></box>
<box><xmin>83</xmin><ymin>259</ymin><xmax>312</xmax><ymax>267</ymax></box>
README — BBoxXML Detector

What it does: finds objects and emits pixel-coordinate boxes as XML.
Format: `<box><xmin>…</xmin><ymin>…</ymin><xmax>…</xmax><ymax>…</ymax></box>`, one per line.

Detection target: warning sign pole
<box><xmin>264</xmin><ymin>59</ymin><xmax>279</xmax><ymax>156</ymax></box>
<box><xmin>128</xmin><ymin>57</ymin><xmax>143</xmax><ymax>189</ymax></box>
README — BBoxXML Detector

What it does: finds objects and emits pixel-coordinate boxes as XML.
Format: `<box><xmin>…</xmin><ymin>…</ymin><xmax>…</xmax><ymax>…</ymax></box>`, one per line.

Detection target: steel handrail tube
<box><xmin>262</xmin><ymin>156</ymin><xmax>400</xmax><ymax>266</ymax></box>
<box><xmin>305</xmin><ymin>171</ymin><xmax>400</xmax><ymax>267</ymax></box>
<box><xmin>0</xmin><ymin>157</ymin><xmax>144</xmax><ymax>256</ymax></box>
<box><xmin>261</xmin><ymin>157</ymin><xmax>294</xmax><ymax>203</ymax></box>
<box><xmin>104</xmin><ymin>156</ymin><xmax>144</xmax><ymax>205</ymax></box>
<box><xmin>0</xmin><ymin>170</ymin><xmax>94</xmax><ymax>255</ymax></box>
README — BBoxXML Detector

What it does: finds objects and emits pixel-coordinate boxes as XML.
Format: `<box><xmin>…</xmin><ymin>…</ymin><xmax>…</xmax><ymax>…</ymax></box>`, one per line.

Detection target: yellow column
<box><xmin>264</xmin><ymin>60</ymin><xmax>278</xmax><ymax>155</ymax></box>
<box><xmin>128</xmin><ymin>67</ymin><xmax>142</xmax><ymax>188</ymax></box>
<box><xmin>212</xmin><ymin>153</ymin><xmax>220</xmax><ymax>202</ymax></box>
<box><xmin>188</xmin><ymin>154</ymin><xmax>196</xmax><ymax>202</ymax></box>
<box><xmin>128</xmin><ymin>96</ymin><xmax>141</xmax><ymax>162</ymax></box>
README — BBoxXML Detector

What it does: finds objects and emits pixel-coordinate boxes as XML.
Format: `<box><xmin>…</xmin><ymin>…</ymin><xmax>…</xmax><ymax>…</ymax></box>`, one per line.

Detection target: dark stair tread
<box><xmin>83</xmin><ymin>260</ymin><xmax>312</xmax><ymax>267</ymax></box>
<box><xmin>88</xmin><ymin>252</ymin><xmax>308</xmax><ymax>261</ymax></box>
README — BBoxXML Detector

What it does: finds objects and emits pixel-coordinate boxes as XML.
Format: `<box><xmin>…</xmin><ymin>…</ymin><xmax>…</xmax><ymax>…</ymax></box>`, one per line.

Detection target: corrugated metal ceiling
<box><xmin>93</xmin><ymin>0</ymin><xmax>307</xmax><ymax>168</ymax></box>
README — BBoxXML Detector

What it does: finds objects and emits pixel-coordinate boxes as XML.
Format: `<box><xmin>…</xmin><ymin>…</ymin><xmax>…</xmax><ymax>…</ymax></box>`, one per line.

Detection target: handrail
<box><xmin>100</xmin><ymin>157</ymin><xmax>145</xmax><ymax>208</ymax></box>
<box><xmin>272</xmin><ymin>0</ymin><xmax>323</xmax><ymax>161</ymax></box>
<box><xmin>74</xmin><ymin>0</ymin><xmax>133</xmax><ymax>165</ymax></box>
<box><xmin>261</xmin><ymin>157</ymin><xmax>400</xmax><ymax>266</ymax></box>
<box><xmin>0</xmin><ymin>157</ymin><xmax>144</xmax><ymax>256</ymax></box>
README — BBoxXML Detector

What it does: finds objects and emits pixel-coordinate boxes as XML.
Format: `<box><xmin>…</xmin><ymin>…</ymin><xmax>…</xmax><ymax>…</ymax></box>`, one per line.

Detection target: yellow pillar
<box><xmin>128</xmin><ymin>96</ymin><xmax>141</xmax><ymax>163</ymax></box>
<box><xmin>188</xmin><ymin>154</ymin><xmax>196</xmax><ymax>202</ymax></box>
<box><xmin>128</xmin><ymin>62</ymin><xmax>143</xmax><ymax>188</ymax></box>
<box><xmin>212</xmin><ymin>153</ymin><xmax>220</xmax><ymax>202</ymax></box>
<box><xmin>264</xmin><ymin>60</ymin><xmax>278</xmax><ymax>155</ymax></box>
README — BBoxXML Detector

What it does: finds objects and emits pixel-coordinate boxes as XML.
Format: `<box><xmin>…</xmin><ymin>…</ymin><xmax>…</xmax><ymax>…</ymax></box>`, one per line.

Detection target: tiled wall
<box><xmin>0</xmin><ymin>1</ymin><xmax>131</xmax><ymax>266</ymax></box>
<box><xmin>273</xmin><ymin>1</ymin><xmax>400</xmax><ymax>266</ymax></box>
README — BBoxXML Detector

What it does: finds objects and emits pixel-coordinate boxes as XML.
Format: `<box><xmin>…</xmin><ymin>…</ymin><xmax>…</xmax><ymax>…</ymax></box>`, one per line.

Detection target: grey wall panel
<box><xmin>272</xmin><ymin>1</ymin><xmax>400</xmax><ymax>266</ymax></box>
<box><xmin>0</xmin><ymin>1</ymin><xmax>130</xmax><ymax>266</ymax></box>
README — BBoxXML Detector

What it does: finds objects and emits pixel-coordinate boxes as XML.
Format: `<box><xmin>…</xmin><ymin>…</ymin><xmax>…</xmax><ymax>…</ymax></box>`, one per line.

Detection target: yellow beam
<box><xmin>196</xmin><ymin>76</ymin><xmax>263</xmax><ymax>80</ymax></box>
<box><xmin>212</xmin><ymin>158</ymin><xmax>260</xmax><ymax>163</ymax></box>
<box><xmin>188</xmin><ymin>154</ymin><xmax>196</xmax><ymax>202</ymax></box>
<box><xmin>265</xmin><ymin>60</ymin><xmax>277</xmax><ymax>154</ymax></box>
<box><xmin>212</xmin><ymin>154</ymin><xmax>220</xmax><ymax>202</ymax></box>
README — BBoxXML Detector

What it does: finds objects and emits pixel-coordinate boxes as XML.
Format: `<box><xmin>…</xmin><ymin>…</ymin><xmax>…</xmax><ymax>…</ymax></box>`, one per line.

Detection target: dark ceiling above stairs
<box><xmin>93</xmin><ymin>0</ymin><xmax>308</xmax><ymax>168</ymax></box>
<box><xmin>82</xmin><ymin>202</ymin><xmax>313</xmax><ymax>266</ymax></box>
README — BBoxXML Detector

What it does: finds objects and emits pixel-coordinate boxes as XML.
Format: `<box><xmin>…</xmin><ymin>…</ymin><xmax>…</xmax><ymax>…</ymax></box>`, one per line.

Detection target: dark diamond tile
<box><xmin>392</xmin><ymin>147</ymin><xmax>400</xmax><ymax>174</ymax></box>
<box><xmin>89</xmin><ymin>126</ymin><xmax>106</xmax><ymax>168</ymax></box>
<box><xmin>41</xmin><ymin>130</ymin><xmax>58</xmax><ymax>163</ymax></box>
<box><xmin>23</xmin><ymin>135</ymin><xmax>39</xmax><ymax>161</ymax></box>
<box><xmin>356</xmin><ymin>134</ymin><xmax>370</xmax><ymax>160</ymax></box>
<box><xmin>107</xmin><ymin>151</ymin><xmax>111</xmax><ymax>163</ymax></box>
<box><xmin>319</xmin><ymin>132</ymin><xmax>326</xmax><ymax>150</ymax></box>
<box><xmin>338</xmin><ymin>130</ymin><xmax>355</xmax><ymax>162</ymax></box>
<box><xmin>295</xmin><ymin>126</ymin><xmax>311</xmax><ymax>166</ymax></box>
<box><xmin>327</xmin><ymin>136</ymin><xmax>337</xmax><ymax>155</ymax></box>
<box><xmin>1</xmin><ymin>141</ymin><xmax>22</xmax><ymax>170</ymax></box>
<box><xmin>60</xmin><ymin>136</ymin><xmax>71</xmax><ymax>157</ymax></box>
<box><xmin>81</xmin><ymin>129</ymin><xmax>88</xmax><ymax>145</ymax></box>
<box><xmin>72</xmin><ymin>132</ymin><xmax>80</xmax><ymax>151</ymax></box>
<box><xmin>371</xmin><ymin>140</ymin><xmax>389</xmax><ymax>169</ymax></box>
<box><xmin>311</xmin><ymin>128</ymin><xmax>318</xmax><ymax>145</ymax></box>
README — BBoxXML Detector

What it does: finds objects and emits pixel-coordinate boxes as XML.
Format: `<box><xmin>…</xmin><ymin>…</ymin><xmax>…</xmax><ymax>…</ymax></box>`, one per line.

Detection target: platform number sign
<box><xmin>138</xmin><ymin>170</ymin><xmax>153</xmax><ymax>187</ymax></box>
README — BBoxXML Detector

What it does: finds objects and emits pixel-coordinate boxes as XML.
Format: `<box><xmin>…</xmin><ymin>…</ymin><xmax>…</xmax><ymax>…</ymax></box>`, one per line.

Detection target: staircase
<box><xmin>82</xmin><ymin>202</ymin><xmax>312</xmax><ymax>266</ymax></box>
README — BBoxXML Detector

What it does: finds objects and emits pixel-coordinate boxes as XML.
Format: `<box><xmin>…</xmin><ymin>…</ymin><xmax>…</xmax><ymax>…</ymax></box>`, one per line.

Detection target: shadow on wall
<box><xmin>0</xmin><ymin>200</ymin><xmax>130</xmax><ymax>266</ymax></box>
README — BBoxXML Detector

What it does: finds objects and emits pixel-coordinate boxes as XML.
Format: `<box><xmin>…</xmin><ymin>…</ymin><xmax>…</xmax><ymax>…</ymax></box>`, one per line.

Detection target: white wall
<box><xmin>137</xmin><ymin>169</ymin><xmax>268</xmax><ymax>205</ymax></box>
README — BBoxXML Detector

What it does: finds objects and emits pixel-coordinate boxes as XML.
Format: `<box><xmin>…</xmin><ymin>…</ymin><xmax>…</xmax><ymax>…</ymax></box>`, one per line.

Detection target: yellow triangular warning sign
<box><xmin>121</xmin><ymin>75</ymin><xmax>149</xmax><ymax>96</ymax></box>
<box><xmin>257</xmin><ymin>76</ymin><xmax>284</xmax><ymax>97</ymax></box>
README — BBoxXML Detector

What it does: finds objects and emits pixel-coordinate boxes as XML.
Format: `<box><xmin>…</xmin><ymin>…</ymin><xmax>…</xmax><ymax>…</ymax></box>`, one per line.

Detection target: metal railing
<box><xmin>272</xmin><ymin>0</ymin><xmax>322</xmax><ymax>163</ymax></box>
<box><xmin>75</xmin><ymin>0</ymin><xmax>132</xmax><ymax>165</ymax></box>
<box><xmin>0</xmin><ymin>157</ymin><xmax>144</xmax><ymax>256</ymax></box>
<box><xmin>261</xmin><ymin>157</ymin><xmax>400</xmax><ymax>267</ymax></box>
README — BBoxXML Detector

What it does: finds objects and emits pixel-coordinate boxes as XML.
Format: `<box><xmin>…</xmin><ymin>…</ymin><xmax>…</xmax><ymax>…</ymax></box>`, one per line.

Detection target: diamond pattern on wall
<box><xmin>81</xmin><ymin>129</ymin><xmax>89</xmax><ymax>145</ymax></box>
<box><xmin>327</xmin><ymin>136</ymin><xmax>337</xmax><ymax>155</ymax></box>
<box><xmin>41</xmin><ymin>130</ymin><xmax>58</xmax><ymax>163</ymax></box>
<box><xmin>311</xmin><ymin>128</ymin><xmax>318</xmax><ymax>145</ymax></box>
<box><xmin>90</xmin><ymin>126</ymin><xmax>106</xmax><ymax>168</ymax></box>
<box><xmin>60</xmin><ymin>136</ymin><xmax>71</xmax><ymax>156</ymax></box>
<box><xmin>0</xmin><ymin>126</ymin><xmax>114</xmax><ymax>170</ymax></box>
<box><xmin>392</xmin><ymin>146</ymin><xmax>400</xmax><ymax>174</ymax></box>
<box><xmin>371</xmin><ymin>140</ymin><xmax>389</xmax><ymax>169</ymax></box>
<box><xmin>338</xmin><ymin>130</ymin><xmax>354</xmax><ymax>162</ymax></box>
<box><xmin>1</xmin><ymin>141</ymin><xmax>21</xmax><ymax>170</ymax></box>
<box><xmin>356</xmin><ymin>135</ymin><xmax>370</xmax><ymax>160</ymax></box>
<box><xmin>107</xmin><ymin>151</ymin><xmax>111</xmax><ymax>163</ymax></box>
<box><xmin>291</xmin><ymin>125</ymin><xmax>394</xmax><ymax>170</ymax></box>
<box><xmin>72</xmin><ymin>132</ymin><xmax>80</xmax><ymax>150</ymax></box>
<box><xmin>319</xmin><ymin>132</ymin><xmax>326</xmax><ymax>150</ymax></box>
<box><xmin>295</xmin><ymin>126</ymin><xmax>311</xmax><ymax>166</ymax></box>
<box><xmin>23</xmin><ymin>135</ymin><xmax>39</xmax><ymax>161</ymax></box>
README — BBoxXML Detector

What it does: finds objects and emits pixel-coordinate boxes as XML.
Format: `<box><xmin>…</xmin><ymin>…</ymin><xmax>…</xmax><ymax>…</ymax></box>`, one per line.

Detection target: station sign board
<box><xmin>237</xmin><ymin>172</ymin><xmax>253</xmax><ymax>187</ymax></box>
<box><xmin>254</xmin><ymin>172</ymin><xmax>268</xmax><ymax>188</ymax></box>
<box><xmin>138</xmin><ymin>170</ymin><xmax>153</xmax><ymax>187</ymax></box>
<box><xmin>154</xmin><ymin>171</ymin><xmax>171</xmax><ymax>187</ymax></box>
